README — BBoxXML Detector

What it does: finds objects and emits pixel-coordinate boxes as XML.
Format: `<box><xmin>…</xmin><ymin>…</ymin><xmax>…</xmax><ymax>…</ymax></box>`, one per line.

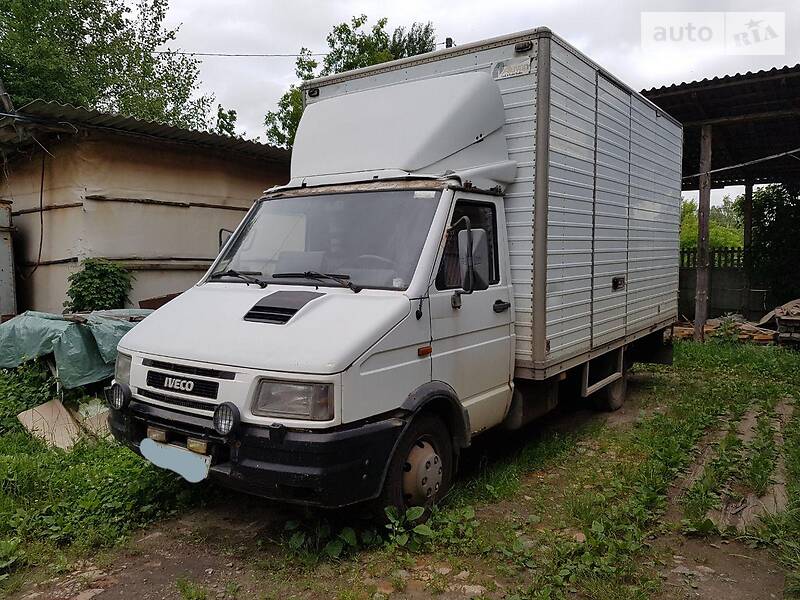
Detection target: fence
<box><xmin>679</xmin><ymin>247</ymin><xmax>746</xmax><ymax>268</ymax></box>
<box><xmin>679</xmin><ymin>247</ymin><xmax>771</xmax><ymax>320</ymax></box>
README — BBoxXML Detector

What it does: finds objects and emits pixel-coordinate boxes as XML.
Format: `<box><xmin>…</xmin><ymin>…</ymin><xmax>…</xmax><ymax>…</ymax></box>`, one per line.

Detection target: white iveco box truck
<box><xmin>107</xmin><ymin>27</ymin><xmax>682</xmax><ymax>511</ymax></box>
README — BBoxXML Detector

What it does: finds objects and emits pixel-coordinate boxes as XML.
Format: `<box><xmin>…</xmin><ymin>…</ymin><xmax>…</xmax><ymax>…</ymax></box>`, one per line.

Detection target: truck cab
<box><xmin>109</xmin><ymin>178</ymin><xmax>515</xmax><ymax>509</ymax></box>
<box><xmin>107</xmin><ymin>28</ymin><xmax>681</xmax><ymax>512</ymax></box>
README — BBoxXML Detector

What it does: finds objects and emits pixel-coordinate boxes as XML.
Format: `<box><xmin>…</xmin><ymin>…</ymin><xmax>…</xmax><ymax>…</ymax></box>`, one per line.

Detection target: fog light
<box><xmin>186</xmin><ymin>438</ymin><xmax>208</xmax><ymax>454</ymax></box>
<box><xmin>146</xmin><ymin>426</ymin><xmax>167</xmax><ymax>442</ymax></box>
<box><xmin>213</xmin><ymin>402</ymin><xmax>240</xmax><ymax>436</ymax></box>
<box><xmin>106</xmin><ymin>382</ymin><xmax>131</xmax><ymax>410</ymax></box>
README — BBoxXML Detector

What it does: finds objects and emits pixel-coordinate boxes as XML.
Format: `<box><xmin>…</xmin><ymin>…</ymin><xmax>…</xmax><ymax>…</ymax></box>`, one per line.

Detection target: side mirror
<box><xmin>453</xmin><ymin>227</ymin><xmax>490</xmax><ymax>308</ymax></box>
<box><xmin>218</xmin><ymin>228</ymin><xmax>233</xmax><ymax>251</ymax></box>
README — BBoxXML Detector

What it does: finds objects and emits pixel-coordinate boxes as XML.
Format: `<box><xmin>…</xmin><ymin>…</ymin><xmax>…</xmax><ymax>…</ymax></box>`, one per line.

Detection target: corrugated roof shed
<box><xmin>0</xmin><ymin>100</ymin><xmax>289</xmax><ymax>164</ymax></box>
<box><xmin>642</xmin><ymin>64</ymin><xmax>800</xmax><ymax>189</ymax></box>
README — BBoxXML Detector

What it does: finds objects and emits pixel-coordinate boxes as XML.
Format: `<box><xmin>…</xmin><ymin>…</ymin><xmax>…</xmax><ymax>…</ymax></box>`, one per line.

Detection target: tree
<box><xmin>0</xmin><ymin>0</ymin><xmax>232</xmax><ymax>132</ymax></box>
<box><xmin>680</xmin><ymin>198</ymin><xmax>744</xmax><ymax>249</ymax></box>
<box><xmin>263</xmin><ymin>49</ymin><xmax>318</xmax><ymax>148</ymax></box>
<box><xmin>710</xmin><ymin>195</ymin><xmax>743</xmax><ymax>230</ymax></box>
<box><xmin>265</xmin><ymin>15</ymin><xmax>435</xmax><ymax>148</ymax></box>
<box><xmin>214</xmin><ymin>104</ymin><xmax>238</xmax><ymax>137</ymax></box>
<box><xmin>747</xmin><ymin>184</ymin><xmax>800</xmax><ymax>304</ymax></box>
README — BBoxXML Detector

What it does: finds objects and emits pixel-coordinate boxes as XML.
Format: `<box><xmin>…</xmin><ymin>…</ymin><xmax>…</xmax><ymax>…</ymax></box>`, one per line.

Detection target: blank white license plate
<box><xmin>140</xmin><ymin>437</ymin><xmax>211</xmax><ymax>483</ymax></box>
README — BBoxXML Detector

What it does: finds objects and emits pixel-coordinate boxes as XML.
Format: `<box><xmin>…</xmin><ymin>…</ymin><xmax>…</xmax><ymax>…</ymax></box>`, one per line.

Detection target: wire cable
<box><xmin>153</xmin><ymin>51</ymin><xmax>328</xmax><ymax>57</ymax></box>
<box><xmin>21</xmin><ymin>151</ymin><xmax>45</xmax><ymax>280</ymax></box>
<box><xmin>683</xmin><ymin>145</ymin><xmax>800</xmax><ymax>180</ymax></box>
<box><xmin>151</xmin><ymin>41</ymin><xmax>449</xmax><ymax>58</ymax></box>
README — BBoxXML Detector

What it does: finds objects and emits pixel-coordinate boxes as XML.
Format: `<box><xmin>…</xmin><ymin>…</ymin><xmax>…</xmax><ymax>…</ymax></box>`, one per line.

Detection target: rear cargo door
<box><xmin>591</xmin><ymin>74</ymin><xmax>631</xmax><ymax>348</ymax></box>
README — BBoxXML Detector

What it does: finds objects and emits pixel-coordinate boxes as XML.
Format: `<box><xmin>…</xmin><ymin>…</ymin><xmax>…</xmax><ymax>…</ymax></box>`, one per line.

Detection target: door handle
<box><xmin>493</xmin><ymin>300</ymin><xmax>511</xmax><ymax>313</ymax></box>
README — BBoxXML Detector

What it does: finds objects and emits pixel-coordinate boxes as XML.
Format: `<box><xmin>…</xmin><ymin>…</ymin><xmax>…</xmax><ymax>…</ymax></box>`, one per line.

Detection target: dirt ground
<box><xmin>11</xmin><ymin>374</ymin><xmax>790</xmax><ymax>600</ymax></box>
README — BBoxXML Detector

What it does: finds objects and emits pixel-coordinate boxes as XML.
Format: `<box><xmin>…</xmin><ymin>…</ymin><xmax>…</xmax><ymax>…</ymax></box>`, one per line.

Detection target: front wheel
<box><xmin>376</xmin><ymin>413</ymin><xmax>454</xmax><ymax>517</ymax></box>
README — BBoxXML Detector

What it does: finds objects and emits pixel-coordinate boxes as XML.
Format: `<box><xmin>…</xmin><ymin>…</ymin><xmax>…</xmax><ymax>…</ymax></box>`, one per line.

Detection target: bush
<box><xmin>64</xmin><ymin>259</ymin><xmax>134</xmax><ymax>312</ymax></box>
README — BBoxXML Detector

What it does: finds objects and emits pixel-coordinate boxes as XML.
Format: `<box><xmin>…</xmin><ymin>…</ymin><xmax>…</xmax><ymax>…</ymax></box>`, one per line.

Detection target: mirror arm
<box><xmin>449</xmin><ymin>215</ymin><xmax>473</xmax><ymax>309</ymax></box>
<box><xmin>218</xmin><ymin>227</ymin><xmax>234</xmax><ymax>251</ymax></box>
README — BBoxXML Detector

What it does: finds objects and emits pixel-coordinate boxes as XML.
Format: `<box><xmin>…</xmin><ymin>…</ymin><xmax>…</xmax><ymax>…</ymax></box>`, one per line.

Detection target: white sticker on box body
<box><xmin>493</xmin><ymin>58</ymin><xmax>531</xmax><ymax>80</ymax></box>
<box><xmin>140</xmin><ymin>437</ymin><xmax>211</xmax><ymax>483</ymax></box>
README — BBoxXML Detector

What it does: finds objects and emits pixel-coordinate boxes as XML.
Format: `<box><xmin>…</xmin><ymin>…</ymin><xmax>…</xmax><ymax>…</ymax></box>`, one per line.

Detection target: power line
<box><xmin>153</xmin><ymin>51</ymin><xmax>328</xmax><ymax>57</ymax></box>
<box><xmin>152</xmin><ymin>41</ymin><xmax>449</xmax><ymax>58</ymax></box>
<box><xmin>683</xmin><ymin>145</ymin><xmax>800</xmax><ymax>180</ymax></box>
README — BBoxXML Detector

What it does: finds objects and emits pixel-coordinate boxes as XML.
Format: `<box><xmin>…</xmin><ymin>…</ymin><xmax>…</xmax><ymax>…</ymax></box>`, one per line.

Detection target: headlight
<box><xmin>115</xmin><ymin>351</ymin><xmax>132</xmax><ymax>385</ymax></box>
<box><xmin>251</xmin><ymin>380</ymin><xmax>333</xmax><ymax>421</ymax></box>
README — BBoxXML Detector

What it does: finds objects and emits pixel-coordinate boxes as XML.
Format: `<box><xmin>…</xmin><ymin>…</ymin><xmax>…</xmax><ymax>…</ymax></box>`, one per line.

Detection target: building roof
<box><xmin>0</xmin><ymin>99</ymin><xmax>289</xmax><ymax>164</ymax></box>
<box><xmin>642</xmin><ymin>64</ymin><xmax>800</xmax><ymax>189</ymax></box>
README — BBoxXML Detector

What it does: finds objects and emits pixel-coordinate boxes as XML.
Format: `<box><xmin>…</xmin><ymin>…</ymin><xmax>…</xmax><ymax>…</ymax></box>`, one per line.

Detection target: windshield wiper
<box><xmin>209</xmin><ymin>269</ymin><xmax>268</xmax><ymax>288</ymax></box>
<box><xmin>272</xmin><ymin>271</ymin><xmax>362</xmax><ymax>293</ymax></box>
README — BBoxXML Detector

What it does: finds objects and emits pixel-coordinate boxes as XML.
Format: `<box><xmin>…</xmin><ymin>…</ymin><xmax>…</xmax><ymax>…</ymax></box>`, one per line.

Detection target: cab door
<box><xmin>429</xmin><ymin>193</ymin><xmax>514</xmax><ymax>434</ymax></box>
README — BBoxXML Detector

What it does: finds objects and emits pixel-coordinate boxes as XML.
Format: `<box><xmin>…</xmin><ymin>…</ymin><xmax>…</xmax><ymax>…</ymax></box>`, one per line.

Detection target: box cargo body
<box><xmin>303</xmin><ymin>27</ymin><xmax>682</xmax><ymax>380</ymax></box>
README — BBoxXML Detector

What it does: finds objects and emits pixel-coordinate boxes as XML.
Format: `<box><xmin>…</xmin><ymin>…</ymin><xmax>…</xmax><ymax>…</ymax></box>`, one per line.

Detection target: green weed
<box><xmin>176</xmin><ymin>577</ymin><xmax>208</xmax><ymax>600</ymax></box>
<box><xmin>745</xmin><ymin>413</ymin><xmax>778</xmax><ymax>496</ymax></box>
<box><xmin>682</xmin><ymin>429</ymin><xmax>743</xmax><ymax>534</ymax></box>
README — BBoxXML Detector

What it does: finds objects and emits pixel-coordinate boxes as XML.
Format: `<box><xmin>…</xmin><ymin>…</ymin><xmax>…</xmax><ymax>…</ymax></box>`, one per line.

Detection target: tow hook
<box><xmin>270</xmin><ymin>422</ymin><xmax>287</xmax><ymax>444</ymax></box>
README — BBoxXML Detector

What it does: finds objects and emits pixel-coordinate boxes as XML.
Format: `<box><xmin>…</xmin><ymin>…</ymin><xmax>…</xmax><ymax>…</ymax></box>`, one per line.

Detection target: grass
<box><xmin>745</xmin><ymin>412</ymin><xmax>779</xmax><ymax>497</ymax></box>
<box><xmin>176</xmin><ymin>577</ymin><xmax>207</xmax><ymax>600</ymax></box>
<box><xmin>449</xmin><ymin>427</ymin><xmax>583</xmax><ymax>505</ymax></box>
<box><xmin>466</xmin><ymin>341</ymin><xmax>800</xmax><ymax>599</ymax></box>
<box><xmin>681</xmin><ymin>428</ymin><xmax>743</xmax><ymax>534</ymax></box>
<box><xmin>0</xmin><ymin>362</ymin><xmax>200</xmax><ymax>591</ymax></box>
<box><xmin>3</xmin><ymin>341</ymin><xmax>800</xmax><ymax>600</ymax></box>
<box><xmin>748</xmin><ymin>398</ymin><xmax>800</xmax><ymax>596</ymax></box>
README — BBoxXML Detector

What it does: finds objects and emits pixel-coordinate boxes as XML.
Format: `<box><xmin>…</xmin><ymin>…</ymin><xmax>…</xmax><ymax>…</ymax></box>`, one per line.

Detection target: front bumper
<box><xmin>109</xmin><ymin>400</ymin><xmax>405</xmax><ymax>508</ymax></box>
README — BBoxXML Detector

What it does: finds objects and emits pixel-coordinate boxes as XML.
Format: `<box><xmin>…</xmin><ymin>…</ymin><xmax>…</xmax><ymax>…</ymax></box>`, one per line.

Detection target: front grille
<box><xmin>137</xmin><ymin>388</ymin><xmax>216</xmax><ymax>413</ymax></box>
<box><xmin>146</xmin><ymin>370</ymin><xmax>219</xmax><ymax>399</ymax></box>
<box><xmin>244</xmin><ymin>305</ymin><xmax>296</xmax><ymax>324</ymax></box>
<box><xmin>142</xmin><ymin>358</ymin><xmax>235</xmax><ymax>380</ymax></box>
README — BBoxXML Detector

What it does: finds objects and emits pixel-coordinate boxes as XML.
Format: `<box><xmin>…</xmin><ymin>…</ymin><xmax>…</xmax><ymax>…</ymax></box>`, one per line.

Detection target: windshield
<box><xmin>209</xmin><ymin>190</ymin><xmax>441</xmax><ymax>290</ymax></box>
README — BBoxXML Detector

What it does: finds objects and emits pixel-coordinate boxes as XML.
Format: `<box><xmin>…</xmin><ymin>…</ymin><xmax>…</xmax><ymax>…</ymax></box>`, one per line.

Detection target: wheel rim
<box><xmin>401</xmin><ymin>439</ymin><xmax>443</xmax><ymax>506</ymax></box>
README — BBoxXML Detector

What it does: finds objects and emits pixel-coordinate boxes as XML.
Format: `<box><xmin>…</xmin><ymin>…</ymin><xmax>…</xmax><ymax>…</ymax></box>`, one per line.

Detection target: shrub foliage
<box><xmin>64</xmin><ymin>259</ymin><xmax>133</xmax><ymax>312</ymax></box>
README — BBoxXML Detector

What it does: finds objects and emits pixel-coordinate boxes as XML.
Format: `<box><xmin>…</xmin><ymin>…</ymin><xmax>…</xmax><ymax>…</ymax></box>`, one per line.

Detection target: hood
<box><xmin>119</xmin><ymin>284</ymin><xmax>412</xmax><ymax>374</ymax></box>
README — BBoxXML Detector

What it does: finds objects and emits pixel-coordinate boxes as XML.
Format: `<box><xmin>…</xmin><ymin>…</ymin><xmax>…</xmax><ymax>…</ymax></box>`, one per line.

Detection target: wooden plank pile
<box><xmin>673</xmin><ymin>298</ymin><xmax>800</xmax><ymax>346</ymax></box>
<box><xmin>673</xmin><ymin>316</ymin><xmax>777</xmax><ymax>344</ymax></box>
<box><xmin>774</xmin><ymin>299</ymin><xmax>800</xmax><ymax>346</ymax></box>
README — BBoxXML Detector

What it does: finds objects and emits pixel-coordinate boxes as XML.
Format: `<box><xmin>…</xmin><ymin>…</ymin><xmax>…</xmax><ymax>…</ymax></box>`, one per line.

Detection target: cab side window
<box><xmin>435</xmin><ymin>201</ymin><xmax>499</xmax><ymax>290</ymax></box>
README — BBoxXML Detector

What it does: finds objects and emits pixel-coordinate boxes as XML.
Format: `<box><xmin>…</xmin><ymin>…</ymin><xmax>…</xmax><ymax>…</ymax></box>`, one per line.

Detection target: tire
<box><xmin>376</xmin><ymin>413</ymin><xmax>454</xmax><ymax>519</ymax></box>
<box><xmin>591</xmin><ymin>371</ymin><xmax>627</xmax><ymax>412</ymax></box>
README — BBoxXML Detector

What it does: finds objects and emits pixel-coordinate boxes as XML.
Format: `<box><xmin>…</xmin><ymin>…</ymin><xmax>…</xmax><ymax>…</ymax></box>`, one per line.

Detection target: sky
<box><xmin>163</xmin><ymin>0</ymin><xmax>799</xmax><ymax>201</ymax></box>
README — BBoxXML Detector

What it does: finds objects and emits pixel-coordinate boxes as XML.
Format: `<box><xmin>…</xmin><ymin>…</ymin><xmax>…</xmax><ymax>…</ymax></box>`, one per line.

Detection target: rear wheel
<box><xmin>377</xmin><ymin>413</ymin><xmax>453</xmax><ymax>518</ymax></box>
<box><xmin>591</xmin><ymin>370</ymin><xmax>627</xmax><ymax>411</ymax></box>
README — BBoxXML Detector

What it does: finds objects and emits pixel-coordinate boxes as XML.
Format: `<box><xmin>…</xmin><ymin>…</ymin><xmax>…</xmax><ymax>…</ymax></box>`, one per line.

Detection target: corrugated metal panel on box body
<box><xmin>542</xmin><ymin>38</ymin><xmax>681</xmax><ymax>368</ymax></box>
<box><xmin>592</xmin><ymin>74</ymin><xmax>632</xmax><ymax>347</ymax></box>
<box><xmin>626</xmin><ymin>95</ymin><xmax>681</xmax><ymax>332</ymax></box>
<box><xmin>545</xmin><ymin>40</ymin><xmax>596</xmax><ymax>362</ymax></box>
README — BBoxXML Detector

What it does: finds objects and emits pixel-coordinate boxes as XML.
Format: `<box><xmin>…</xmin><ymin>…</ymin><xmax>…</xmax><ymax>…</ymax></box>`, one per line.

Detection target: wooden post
<box><xmin>743</xmin><ymin>180</ymin><xmax>753</xmax><ymax>317</ymax></box>
<box><xmin>743</xmin><ymin>181</ymin><xmax>753</xmax><ymax>250</ymax></box>
<box><xmin>0</xmin><ymin>77</ymin><xmax>15</xmax><ymax>113</ymax></box>
<box><xmin>694</xmin><ymin>124</ymin><xmax>712</xmax><ymax>341</ymax></box>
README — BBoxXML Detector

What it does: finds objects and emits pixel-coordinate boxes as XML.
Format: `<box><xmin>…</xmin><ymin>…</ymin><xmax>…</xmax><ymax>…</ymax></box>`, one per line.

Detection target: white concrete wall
<box><xmin>2</xmin><ymin>133</ymin><xmax>288</xmax><ymax>313</ymax></box>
